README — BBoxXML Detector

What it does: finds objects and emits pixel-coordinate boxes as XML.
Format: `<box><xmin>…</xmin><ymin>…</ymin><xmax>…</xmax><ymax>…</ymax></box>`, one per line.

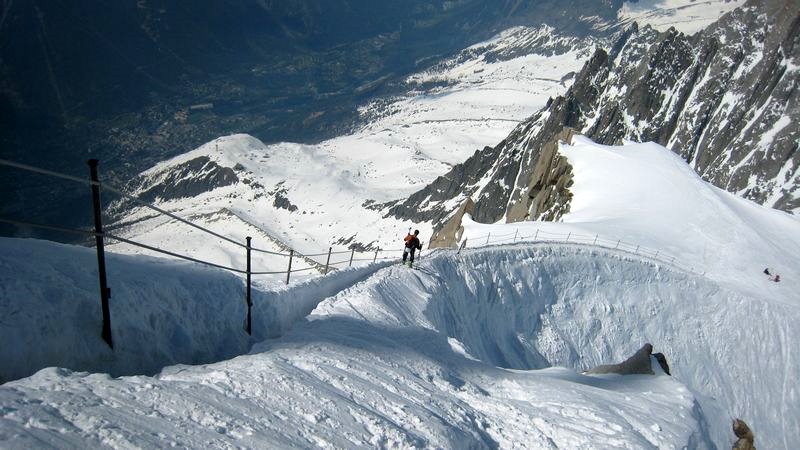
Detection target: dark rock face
<box><xmin>271</xmin><ymin>187</ymin><xmax>299</xmax><ymax>213</ymax></box>
<box><xmin>386</xmin><ymin>144</ymin><xmax>506</xmax><ymax>226</ymax></box>
<box><xmin>388</xmin><ymin>47</ymin><xmax>609</xmax><ymax>227</ymax></box>
<box><xmin>391</xmin><ymin>0</ymin><xmax>799</xmax><ymax>233</ymax></box>
<box><xmin>136</xmin><ymin>157</ymin><xmax>238</xmax><ymax>203</ymax></box>
<box><xmin>582</xmin><ymin>1</ymin><xmax>799</xmax><ymax>213</ymax></box>
<box><xmin>652</xmin><ymin>352</ymin><xmax>671</xmax><ymax>375</ymax></box>
<box><xmin>506</xmin><ymin>127</ymin><xmax>576</xmax><ymax>222</ymax></box>
<box><xmin>428</xmin><ymin>197</ymin><xmax>475</xmax><ymax>249</ymax></box>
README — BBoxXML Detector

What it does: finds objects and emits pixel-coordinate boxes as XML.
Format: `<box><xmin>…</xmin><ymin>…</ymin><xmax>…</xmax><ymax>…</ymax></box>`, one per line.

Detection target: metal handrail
<box><xmin>106</xmin><ymin>234</ymin><xmax>246</xmax><ymax>274</ymax></box>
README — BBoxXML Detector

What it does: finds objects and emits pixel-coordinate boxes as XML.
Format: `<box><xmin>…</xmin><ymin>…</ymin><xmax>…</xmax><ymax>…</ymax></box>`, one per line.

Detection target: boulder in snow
<box><xmin>586</xmin><ymin>343</ymin><xmax>667</xmax><ymax>375</ymax></box>
<box><xmin>732</xmin><ymin>418</ymin><xmax>756</xmax><ymax>450</ymax></box>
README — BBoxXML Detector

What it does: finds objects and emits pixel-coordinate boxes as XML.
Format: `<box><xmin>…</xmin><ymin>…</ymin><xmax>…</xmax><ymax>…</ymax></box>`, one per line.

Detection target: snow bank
<box><xmin>1</xmin><ymin>244</ymin><xmax>719</xmax><ymax>448</ymax></box>
<box><xmin>560</xmin><ymin>137</ymin><xmax>800</xmax><ymax>299</ymax></box>
<box><xmin>314</xmin><ymin>246</ymin><xmax>799</xmax><ymax>449</ymax></box>
<box><xmin>3</xmin><ymin>137</ymin><xmax>798</xmax><ymax>447</ymax></box>
<box><xmin>0</xmin><ymin>237</ymin><xmax>389</xmax><ymax>382</ymax></box>
<box><xmin>4</xmin><ymin>234</ymin><xmax>796</xmax><ymax>447</ymax></box>
<box><xmin>460</xmin><ymin>137</ymin><xmax>800</xmax><ymax>300</ymax></box>
<box><xmin>618</xmin><ymin>0</ymin><xmax>746</xmax><ymax>35</ymax></box>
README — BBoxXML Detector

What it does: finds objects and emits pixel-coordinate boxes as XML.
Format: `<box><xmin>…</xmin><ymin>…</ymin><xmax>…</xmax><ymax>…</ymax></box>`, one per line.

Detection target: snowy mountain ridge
<box><xmin>101</xmin><ymin>0</ymin><xmax>797</xmax><ymax>267</ymax></box>
<box><xmin>105</xmin><ymin>24</ymin><xmax>598</xmax><ymax>266</ymax></box>
<box><xmin>390</xmin><ymin>0</ymin><xmax>799</xmax><ymax>234</ymax></box>
<box><xmin>1</xmin><ymin>241</ymin><xmax>732</xmax><ymax>448</ymax></box>
<box><xmin>4</xmin><ymin>135</ymin><xmax>799</xmax><ymax>449</ymax></box>
<box><xmin>2</xmin><ymin>1</ymin><xmax>799</xmax><ymax>448</ymax></box>
<box><xmin>617</xmin><ymin>0</ymin><xmax>747</xmax><ymax>35</ymax></box>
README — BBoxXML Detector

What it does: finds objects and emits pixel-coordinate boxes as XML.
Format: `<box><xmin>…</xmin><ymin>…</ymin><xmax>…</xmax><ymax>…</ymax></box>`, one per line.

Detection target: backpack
<box><xmin>404</xmin><ymin>233</ymin><xmax>420</xmax><ymax>249</ymax></box>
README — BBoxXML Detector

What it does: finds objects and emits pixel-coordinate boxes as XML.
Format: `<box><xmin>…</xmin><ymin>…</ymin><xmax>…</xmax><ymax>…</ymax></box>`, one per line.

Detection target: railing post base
<box><xmin>324</xmin><ymin>247</ymin><xmax>332</xmax><ymax>275</ymax></box>
<box><xmin>286</xmin><ymin>250</ymin><xmax>294</xmax><ymax>285</ymax></box>
<box><xmin>245</xmin><ymin>236</ymin><xmax>252</xmax><ymax>335</ymax></box>
<box><xmin>88</xmin><ymin>159</ymin><xmax>113</xmax><ymax>349</ymax></box>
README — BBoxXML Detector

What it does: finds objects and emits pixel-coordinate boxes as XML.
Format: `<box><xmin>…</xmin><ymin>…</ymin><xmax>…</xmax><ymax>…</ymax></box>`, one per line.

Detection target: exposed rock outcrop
<box><xmin>136</xmin><ymin>156</ymin><xmax>238</xmax><ymax>202</ymax></box>
<box><xmin>390</xmin><ymin>0</ymin><xmax>799</xmax><ymax>238</ymax></box>
<box><xmin>652</xmin><ymin>352</ymin><xmax>671</xmax><ymax>375</ymax></box>
<box><xmin>386</xmin><ymin>145</ymin><xmax>504</xmax><ymax>226</ymax></box>
<box><xmin>428</xmin><ymin>197</ymin><xmax>475</xmax><ymax>249</ymax></box>
<box><xmin>732</xmin><ymin>419</ymin><xmax>756</xmax><ymax>450</ymax></box>
<box><xmin>507</xmin><ymin>127</ymin><xmax>576</xmax><ymax>222</ymax></box>
<box><xmin>388</xmin><ymin>46</ymin><xmax>609</xmax><ymax>228</ymax></box>
<box><xmin>585</xmin><ymin>343</ymin><xmax>670</xmax><ymax>375</ymax></box>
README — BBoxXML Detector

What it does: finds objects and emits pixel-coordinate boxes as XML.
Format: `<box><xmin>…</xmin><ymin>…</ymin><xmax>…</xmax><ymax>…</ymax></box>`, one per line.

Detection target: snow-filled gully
<box><xmin>312</xmin><ymin>244</ymin><xmax>798</xmax><ymax>448</ymax></box>
<box><xmin>3</xmin><ymin>241</ymin><xmax>798</xmax><ymax>448</ymax></box>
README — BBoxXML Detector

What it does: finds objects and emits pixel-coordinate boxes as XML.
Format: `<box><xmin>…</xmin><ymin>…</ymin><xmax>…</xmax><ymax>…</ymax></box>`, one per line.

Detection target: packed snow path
<box><xmin>2</xmin><ymin>240</ymin><xmax>798</xmax><ymax>448</ymax></box>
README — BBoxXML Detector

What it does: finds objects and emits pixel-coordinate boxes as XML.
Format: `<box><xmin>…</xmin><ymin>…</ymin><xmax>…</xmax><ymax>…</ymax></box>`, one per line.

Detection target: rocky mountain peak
<box><xmin>390</xmin><ymin>0</ymin><xmax>799</xmax><ymax>240</ymax></box>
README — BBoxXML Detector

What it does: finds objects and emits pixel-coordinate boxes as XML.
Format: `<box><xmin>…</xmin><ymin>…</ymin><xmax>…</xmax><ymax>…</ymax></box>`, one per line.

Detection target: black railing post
<box><xmin>286</xmin><ymin>250</ymin><xmax>294</xmax><ymax>285</ymax></box>
<box><xmin>457</xmin><ymin>238</ymin><xmax>467</xmax><ymax>255</ymax></box>
<box><xmin>88</xmin><ymin>159</ymin><xmax>113</xmax><ymax>349</ymax></box>
<box><xmin>349</xmin><ymin>249</ymin><xmax>355</xmax><ymax>267</ymax></box>
<box><xmin>374</xmin><ymin>248</ymin><xmax>379</xmax><ymax>263</ymax></box>
<box><xmin>324</xmin><ymin>247</ymin><xmax>332</xmax><ymax>275</ymax></box>
<box><xmin>245</xmin><ymin>236</ymin><xmax>252</xmax><ymax>335</ymax></box>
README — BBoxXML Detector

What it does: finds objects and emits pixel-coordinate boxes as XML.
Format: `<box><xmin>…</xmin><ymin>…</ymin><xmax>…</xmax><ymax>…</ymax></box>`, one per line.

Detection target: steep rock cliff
<box><xmin>390</xmin><ymin>0</ymin><xmax>799</xmax><ymax>234</ymax></box>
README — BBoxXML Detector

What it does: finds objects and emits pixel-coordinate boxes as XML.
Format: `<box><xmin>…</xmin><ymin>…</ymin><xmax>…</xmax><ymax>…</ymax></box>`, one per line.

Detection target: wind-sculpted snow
<box><xmin>315</xmin><ymin>245</ymin><xmax>799</xmax><ymax>449</ymax></box>
<box><xmin>2</xmin><ymin>236</ymin><xmax>798</xmax><ymax>447</ymax></box>
<box><xmin>0</xmin><ymin>237</ymin><xmax>391</xmax><ymax>383</ymax></box>
<box><xmin>2</xmin><ymin>241</ymin><xmax>723</xmax><ymax>449</ymax></box>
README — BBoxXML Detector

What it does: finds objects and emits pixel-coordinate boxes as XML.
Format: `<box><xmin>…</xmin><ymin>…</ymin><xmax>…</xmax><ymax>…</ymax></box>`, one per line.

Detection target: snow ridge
<box><xmin>2</xmin><ymin>240</ymin><xmax>744</xmax><ymax>448</ymax></box>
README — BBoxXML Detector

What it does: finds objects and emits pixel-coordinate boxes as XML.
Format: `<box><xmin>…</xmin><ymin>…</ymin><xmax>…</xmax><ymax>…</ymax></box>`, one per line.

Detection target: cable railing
<box><xmin>0</xmin><ymin>158</ymin><xmax>405</xmax><ymax>348</ymax></box>
<box><xmin>457</xmin><ymin>228</ymin><xmax>700</xmax><ymax>275</ymax></box>
<box><xmin>0</xmin><ymin>157</ymin><xmax>701</xmax><ymax>351</ymax></box>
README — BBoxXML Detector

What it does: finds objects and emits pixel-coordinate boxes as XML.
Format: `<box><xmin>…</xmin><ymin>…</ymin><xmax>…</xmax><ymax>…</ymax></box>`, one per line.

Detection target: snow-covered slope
<box><xmin>618</xmin><ymin>0</ymin><xmax>746</xmax><ymax>35</ymax></box>
<box><xmin>456</xmin><ymin>136</ymin><xmax>800</xmax><ymax>299</ymax></box>
<box><xmin>3</xmin><ymin>2</ymin><xmax>797</xmax><ymax>446</ymax></box>
<box><xmin>393</xmin><ymin>0</ymin><xmax>800</xmax><ymax>226</ymax></box>
<box><xmin>104</xmin><ymin>25</ymin><xmax>597</xmax><ymax>274</ymax></box>
<box><xmin>3</xmin><ymin>136</ymin><xmax>799</xmax><ymax>448</ymax></box>
<box><xmin>0</xmin><ymin>237</ymin><xmax>390</xmax><ymax>382</ymax></box>
<box><xmin>314</xmin><ymin>245</ymin><xmax>798</xmax><ymax>449</ymax></box>
<box><xmin>448</xmin><ymin>137</ymin><xmax>800</xmax><ymax>449</ymax></box>
<box><xmin>0</xmin><ymin>240</ymin><xmax>731</xmax><ymax>448</ymax></box>
<box><xmin>3</xmin><ymin>239</ymin><xmax>798</xmax><ymax>448</ymax></box>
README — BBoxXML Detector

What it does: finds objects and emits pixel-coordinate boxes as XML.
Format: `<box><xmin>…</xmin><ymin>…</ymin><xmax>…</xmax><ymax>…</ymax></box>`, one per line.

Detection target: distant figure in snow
<box><xmin>403</xmin><ymin>229</ymin><xmax>423</xmax><ymax>267</ymax></box>
<box><xmin>764</xmin><ymin>268</ymin><xmax>781</xmax><ymax>282</ymax></box>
